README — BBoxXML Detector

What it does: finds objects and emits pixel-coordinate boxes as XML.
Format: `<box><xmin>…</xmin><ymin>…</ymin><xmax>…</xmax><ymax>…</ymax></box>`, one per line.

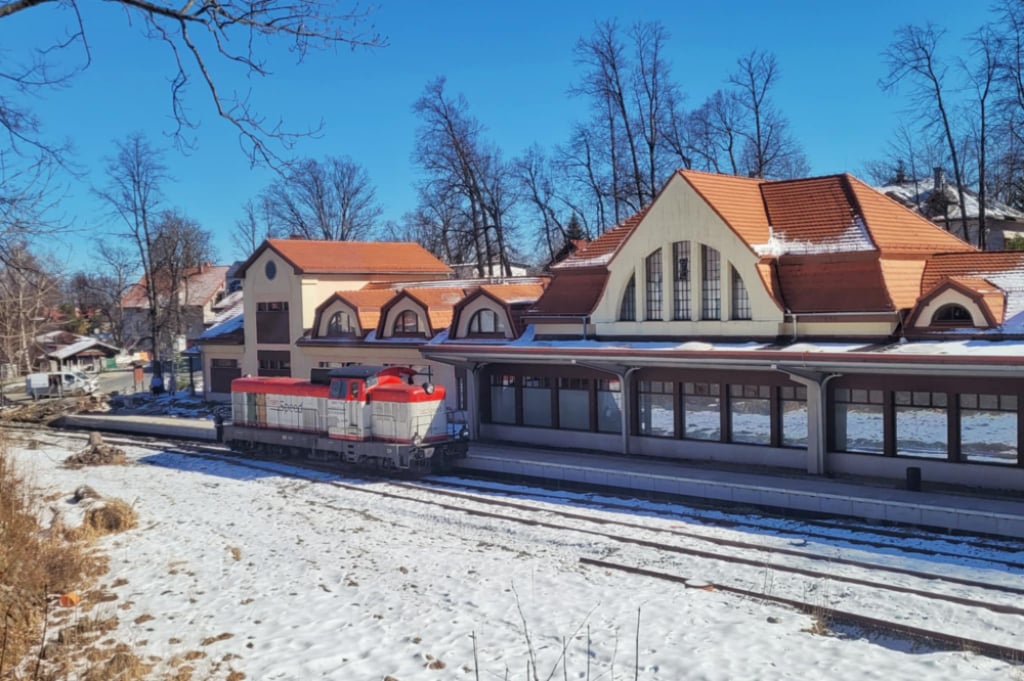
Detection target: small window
<box><xmin>620</xmin><ymin>274</ymin><xmax>636</xmax><ymax>321</ymax></box>
<box><xmin>393</xmin><ymin>310</ymin><xmax>420</xmax><ymax>334</ymax></box>
<box><xmin>931</xmin><ymin>304</ymin><xmax>974</xmax><ymax>326</ymax></box>
<box><xmin>327</xmin><ymin>311</ymin><xmax>355</xmax><ymax>337</ymax></box>
<box><xmin>645</xmin><ymin>249</ymin><xmax>663</xmax><ymax>320</ymax></box>
<box><xmin>330</xmin><ymin>379</ymin><xmax>349</xmax><ymax>399</ymax></box>
<box><xmin>701</xmin><ymin>245</ymin><xmax>721</xmax><ymax>320</ymax></box>
<box><xmin>731</xmin><ymin>266</ymin><xmax>751</xmax><ymax>320</ymax></box>
<box><xmin>265</xmin><ymin>260</ymin><xmax>277</xmax><ymax>280</ymax></box>
<box><xmin>468</xmin><ymin>309</ymin><xmax>506</xmax><ymax>335</ymax></box>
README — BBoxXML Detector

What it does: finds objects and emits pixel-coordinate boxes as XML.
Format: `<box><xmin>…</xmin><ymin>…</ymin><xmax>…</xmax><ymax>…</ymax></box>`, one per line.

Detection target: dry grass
<box><xmin>0</xmin><ymin>441</ymin><xmax>146</xmax><ymax>680</ymax></box>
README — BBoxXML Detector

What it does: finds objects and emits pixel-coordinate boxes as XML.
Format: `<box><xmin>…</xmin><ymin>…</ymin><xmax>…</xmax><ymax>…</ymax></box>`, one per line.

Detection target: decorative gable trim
<box><xmin>450</xmin><ymin>289</ymin><xmax>516</xmax><ymax>340</ymax></box>
<box><xmin>906</xmin><ymin>278</ymin><xmax>1002</xmax><ymax>330</ymax></box>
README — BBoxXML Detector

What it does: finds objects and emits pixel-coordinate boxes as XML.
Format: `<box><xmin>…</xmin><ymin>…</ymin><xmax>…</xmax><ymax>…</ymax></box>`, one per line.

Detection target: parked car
<box><xmin>25</xmin><ymin>371</ymin><xmax>99</xmax><ymax>399</ymax></box>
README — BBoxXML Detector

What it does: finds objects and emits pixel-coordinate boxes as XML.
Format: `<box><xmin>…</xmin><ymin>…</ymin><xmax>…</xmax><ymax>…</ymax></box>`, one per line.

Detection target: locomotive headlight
<box><xmin>412</xmin><ymin>432</ymin><xmax>423</xmax><ymax>446</ymax></box>
<box><xmin>459</xmin><ymin>426</ymin><xmax>470</xmax><ymax>440</ymax></box>
<box><xmin>422</xmin><ymin>382</ymin><xmax>435</xmax><ymax>395</ymax></box>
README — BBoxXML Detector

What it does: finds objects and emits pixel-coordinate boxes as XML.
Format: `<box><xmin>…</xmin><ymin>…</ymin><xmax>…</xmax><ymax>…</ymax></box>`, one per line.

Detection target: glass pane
<box><xmin>639</xmin><ymin>392</ymin><xmax>674</xmax><ymax>437</ymax></box>
<box><xmin>684</xmin><ymin>395</ymin><xmax>720</xmax><ymax>441</ymax></box>
<box><xmin>962</xmin><ymin>408</ymin><xmax>1017</xmax><ymax>464</ymax></box>
<box><xmin>782</xmin><ymin>400</ymin><xmax>809</xmax><ymax>448</ymax></box>
<box><xmin>730</xmin><ymin>397</ymin><xmax>770</xmax><ymax>445</ymax></box>
<box><xmin>522</xmin><ymin>387</ymin><xmax>552</xmax><ymax>427</ymax></box>
<box><xmin>896</xmin><ymin>406</ymin><xmax>947</xmax><ymax>459</ymax></box>
<box><xmin>558</xmin><ymin>389</ymin><xmax>590</xmax><ymax>431</ymax></box>
<box><xmin>490</xmin><ymin>387</ymin><xmax>517</xmax><ymax>424</ymax></box>
<box><xmin>597</xmin><ymin>388</ymin><xmax>623</xmax><ymax>434</ymax></box>
<box><xmin>833</xmin><ymin>402</ymin><xmax>884</xmax><ymax>454</ymax></box>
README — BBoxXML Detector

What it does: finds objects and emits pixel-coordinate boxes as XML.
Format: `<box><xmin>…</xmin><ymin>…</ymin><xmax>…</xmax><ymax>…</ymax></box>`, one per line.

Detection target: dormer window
<box><xmin>394</xmin><ymin>310</ymin><xmax>421</xmax><ymax>335</ymax></box>
<box><xmin>468</xmin><ymin>309</ymin><xmax>506</xmax><ymax>335</ymax></box>
<box><xmin>327</xmin><ymin>311</ymin><xmax>356</xmax><ymax>337</ymax></box>
<box><xmin>932</xmin><ymin>303</ymin><xmax>973</xmax><ymax>326</ymax></box>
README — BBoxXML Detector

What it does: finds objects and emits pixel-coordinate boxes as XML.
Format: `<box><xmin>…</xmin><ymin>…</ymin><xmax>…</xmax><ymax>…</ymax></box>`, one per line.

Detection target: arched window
<box><xmin>731</xmin><ymin>266</ymin><xmax>751</xmax><ymax>320</ymax></box>
<box><xmin>327</xmin><ymin>310</ymin><xmax>355</xmax><ymax>337</ymax></box>
<box><xmin>672</xmin><ymin>241</ymin><xmax>691</xmax><ymax>320</ymax></box>
<box><xmin>701</xmin><ymin>245</ymin><xmax>721</xmax><ymax>320</ymax></box>
<box><xmin>620</xmin><ymin>274</ymin><xmax>636</xmax><ymax>321</ymax></box>
<box><xmin>932</xmin><ymin>303</ymin><xmax>974</xmax><ymax>326</ymax></box>
<box><xmin>393</xmin><ymin>310</ymin><xmax>421</xmax><ymax>334</ymax></box>
<box><xmin>468</xmin><ymin>309</ymin><xmax>505</xmax><ymax>335</ymax></box>
<box><xmin>645</xmin><ymin>249</ymin><xmax>662</xmax><ymax>320</ymax></box>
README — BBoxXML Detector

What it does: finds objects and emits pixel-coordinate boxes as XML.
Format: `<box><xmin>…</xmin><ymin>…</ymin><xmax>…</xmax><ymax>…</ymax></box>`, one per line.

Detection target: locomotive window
<box><xmin>330</xmin><ymin>379</ymin><xmax>348</xmax><ymax>399</ymax></box>
<box><xmin>351</xmin><ymin>382</ymin><xmax>362</xmax><ymax>400</ymax></box>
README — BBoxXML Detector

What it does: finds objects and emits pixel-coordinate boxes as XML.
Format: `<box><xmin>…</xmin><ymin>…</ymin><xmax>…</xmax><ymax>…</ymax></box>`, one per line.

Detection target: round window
<box><xmin>265</xmin><ymin>259</ymin><xmax>277</xmax><ymax>280</ymax></box>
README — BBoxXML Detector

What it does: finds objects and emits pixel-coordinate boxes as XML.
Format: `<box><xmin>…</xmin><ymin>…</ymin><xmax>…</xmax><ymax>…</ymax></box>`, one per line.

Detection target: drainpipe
<box><xmin>775</xmin><ymin>365</ymin><xmax>841</xmax><ymax>476</ymax></box>
<box><xmin>620</xmin><ymin>366</ymin><xmax>640</xmax><ymax>456</ymax></box>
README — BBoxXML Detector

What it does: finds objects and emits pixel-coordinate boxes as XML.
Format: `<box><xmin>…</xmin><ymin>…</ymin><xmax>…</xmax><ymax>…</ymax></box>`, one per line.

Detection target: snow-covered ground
<box><xmin>10</xmin><ymin>435</ymin><xmax>1024</xmax><ymax>680</ymax></box>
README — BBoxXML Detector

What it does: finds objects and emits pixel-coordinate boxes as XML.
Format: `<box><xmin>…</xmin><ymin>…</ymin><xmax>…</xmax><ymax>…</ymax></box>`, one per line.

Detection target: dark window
<box><xmin>701</xmin><ymin>245</ymin><xmax>721</xmax><ymax>320</ymax></box>
<box><xmin>489</xmin><ymin>374</ymin><xmax>517</xmax><ymax>424</ymax></box>
<box><xmin>728</xmin><ymin>384</ymin><xmax>771</xmax><ymax>445</ymax></box>
<box><xmin>558</xmin><ymin>377</ymin><xmax>591</xmax><ymax>431</ymax></box>
<box><xmin>327</xmin><ymin>311</ymin><xmax>356</xmax><ymax>337</ymax></box>
<box><xmin>960</xmin><ymin>393</ymin><xmax>1018</xmax><ymax>465</ymax></box>
<box><xmin>684</xmin><ymin>382</ymin><xmax>721</xmax><ymax>440</ymax></box>
<box><xmin>256</xmin><ymin>301</ymin><xmax>290</xmax><ymax>344</ymax></box>
<box><xmin>620</xmin><ymin>274</ymin><xmax>636</xmax><ymax>321</ymax></box>
<box><xmin>833</xmin><ymin>388</ymin><xmax>884</xmax><ymax>454</ymax></box>
<box><xmin>932</xmin><ymin>304</ymin><xmax>974</xmax><ymax>326</ymax></box>
<box><xmin>645</xmin><ymin>249</ymin><xmax>663</xmax><ymax>320</ymax></box>
<box><xmin>209</xmin><ymin>358</ymin><xmax>241</xmax><ymax>393</ymax></box>
<box><xmin>780</xmin><ymin>385</ymin><xmax>808</xmax><ymax>448</ymax></box>
<box><xmin>731</xmin><ymin>266</ymin><xmax>751</xmax><ymax>320</ymax></box>
<box><xmin>638</xmin><ymin>380</ymin><xmax>674</xmax><ymax>437</ymax></box>
<box><xmin>393</xmin><ymin>310</ymin><xmax>421</xmax><ymax>335</ymax></box>
<box><xmin>468</xmin><ymin>309</ymin><xmax>506</xmax><ymax>335</ymax></box>
<box><xmin>894</xmin><ymin>391</ymin><xmax>948</xmax><ymax>459</ymax></box>
<box><xmin>257</xmin><ymin>350</ymin><xmax>291</xmax><ymax>377</ymax></box>
<box><xmin>673</xmin><ymin>241</ymin><xmax>691</xmax><ymax>320</ymax></box>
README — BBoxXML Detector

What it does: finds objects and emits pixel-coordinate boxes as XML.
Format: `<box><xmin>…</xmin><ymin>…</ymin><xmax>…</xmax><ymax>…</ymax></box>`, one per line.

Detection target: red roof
<box><xmin>237</xmin><ymin>239</ymin><xmax>452</xmax><ymax>277</ymax></box>
<box><xmin>530</xmin><ymin>269</ymin><xmax>610</xmax><ymax>316</ymax></box>
<box><xmin>553</xmin><ymin>211</ymin><xmax>648</xmax><ymax>269</ymax></box>
<box><xmin>121</xmin><ymin>265</ymin><xmax>228</xmax><ymax>309</ymax></box>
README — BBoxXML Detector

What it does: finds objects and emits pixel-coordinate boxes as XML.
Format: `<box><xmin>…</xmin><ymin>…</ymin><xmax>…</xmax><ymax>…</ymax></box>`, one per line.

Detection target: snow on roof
<box><xmin>879</xmin><ymin>177</ymin><xmax>1024</xmax><ymax>222</ymax></box>
<box><xmin>46</xmin><ymin>337</ymin><xmax>119</xmax><ymax>360</ymax></box>
<box><xmin>753</xmin><ymin>219</ymin><xmax>875</xmax><ymax>257</ymax></box>
<box><xmin>198</xmin><ymin>313</ymin><xmax>243</xmax><ymax>340</ymax></box>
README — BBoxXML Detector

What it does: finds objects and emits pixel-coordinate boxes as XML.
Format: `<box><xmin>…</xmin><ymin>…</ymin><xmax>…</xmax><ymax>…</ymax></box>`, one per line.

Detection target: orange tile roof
<box><xmin>774</xmin><ymin>254</ymin><xmax>894</xmax><ymax>314</ymax></box>
<box><xmin>921</xmin><ymin>252</ymin><xmax>1024</xmax><ymax>293</ymax></box>
<box><xmin>530</xmin><ymin>270</ymin><xmax>610</xmax><ymax>315</ymax></box>
<box><xmin>845</xmin><ymin>176</ymin><xmax>975</xmax><ymax>255</ymax></box>
<box><xmin>678</xmin><ymin>170</ymin><xmax>770</xmax><ymax>246</ymax></box>
<box><xmin>121</xmin><ymin>265</ymin><xmax>228</xmax><ymax>308</ymax></box>
<box><xmin>761</xmin><ymin>176</ymin><xmax>873</xmax><ymax>251</ymax></box>
<box><xmin>403</xmin><ymin>287</ymin><xmax>471</xmax><ymax>330</ymax></box>
<box><xmin>553</xmin><ymin>211</ymin><xmax>647</xmax><ymax>269</ymax></box>
<box><xmin>245</xmin><ymin>239</ymin><xmax>452</xmax><ymax>276</ymax></box>
<box><xmin>334</xmin><ymin>288</ymin><xmax>397</xmax><ymax>332</ymax></box>
<box><xmin>878</xmin><ymin>257</ymin><xmax>928</xmax><ymax>310</ymax></box>
<box><xmin>479</xmin><ymin>282</ymin><xmax>548</xmax><ymax>305</ymax></box>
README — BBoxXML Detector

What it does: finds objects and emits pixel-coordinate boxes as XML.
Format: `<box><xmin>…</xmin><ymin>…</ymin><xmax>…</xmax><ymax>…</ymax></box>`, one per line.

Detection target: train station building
<box><xmin>208</xmin><ymin>169</ymin><xmax>1024</xmax><ymax>493</ymax></box>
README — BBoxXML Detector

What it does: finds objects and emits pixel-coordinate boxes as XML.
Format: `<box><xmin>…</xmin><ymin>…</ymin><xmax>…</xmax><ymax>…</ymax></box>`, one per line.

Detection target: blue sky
<box><xmin>1</xmin><ymin>0</ymin><xmax>997</xmax><ymax>268</ymax></box>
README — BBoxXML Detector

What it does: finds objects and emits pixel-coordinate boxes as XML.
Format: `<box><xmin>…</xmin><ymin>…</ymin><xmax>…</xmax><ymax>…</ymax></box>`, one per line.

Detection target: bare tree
<box><xmin>729</xmin><ymin>50</ymin><xmax>808</xmax><ymax>179</ymax></box>
<box><xmin>97</xmin><ymin>131</ymin><xmax>166</xmax><ymax>361</ymax></box>
<box><xmin>260</xmin><ymin>156</ymin><xmax>383</xmax><ymax>241</ymax></box>
<box><xmin>66</xmin><ymin>241</ymin><xmax>137</xmax><ymax>348</ymax></box>
<box><xmin>881</xmin><ymin>24</ymin><xmax>969</xmax><ymax>236</ymax></box>
<box><xmin>233</xmin><ymin>195</ymin><xmax>279</xmax><ymax>259</ymax></box>
<box><xmin>413</xmin><ymin>77</ymin><xmax>516</xmax><ymax>276</ymax></box>
<box><xmin>0</xmin><ymin>0</ymin><xmax>385</xmax><ymax>167</ymax></box>
<box><xmin>570</xmin><ymin>20</ymin><xmax>679</xmax><ymax>219</ymax></box>
<box><xmin>963</xmin><ymin>26</ymin><xmax>1001</xmax><ymax>249</ymax></box>
<box><xmin>0</xmin><ymin>243</ymin><xmax>60</xmax><ymax>374</ymax></box>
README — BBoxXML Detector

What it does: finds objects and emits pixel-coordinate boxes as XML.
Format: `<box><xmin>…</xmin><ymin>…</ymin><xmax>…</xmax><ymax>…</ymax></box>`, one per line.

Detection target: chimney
<box><xmin>289</xmin><ymin>233</ymin><xmax>305</xmax><ymax>240</ymax></box>
<box><xmin>933</xmin><ymin>166</ymin><xmax>945</xmax><ymax>190</ymax></box>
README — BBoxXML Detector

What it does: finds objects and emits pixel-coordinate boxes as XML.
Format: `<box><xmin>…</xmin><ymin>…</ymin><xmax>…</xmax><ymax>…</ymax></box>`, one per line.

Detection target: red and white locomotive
<box><xmin>224</xmin><ymin>365</ymin><xmax>469</xmax><ymax>472</ymax></box>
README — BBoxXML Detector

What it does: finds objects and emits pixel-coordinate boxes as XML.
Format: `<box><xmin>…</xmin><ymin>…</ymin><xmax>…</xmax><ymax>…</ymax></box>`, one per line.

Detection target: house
<box><xmin>33</xmin><ymin>331</ymin><xmax>122</xmax><ymax>372</ymax></box>
<box><xmin>201</xmin><ymin>237</ymin><xmax>549</xmax><ymax>405</ymax></box>
<box><xmin>120</xmin><ymin>264</ymin><xmax>230</xmax><ymax>351</ymax></box>
<box><xmin>420</xmin><ymin>169</ymin><xmax>1024</xmax><ymax>493</ymax></box>
<box><xmin>879</xmin><ymin>168</ymin><xmax>1024</xmax><ymax>249</ymax></box>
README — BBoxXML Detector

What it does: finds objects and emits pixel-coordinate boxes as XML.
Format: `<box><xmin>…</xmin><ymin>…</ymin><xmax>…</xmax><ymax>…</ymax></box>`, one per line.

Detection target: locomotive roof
<box><xmin>327</xmin><ymin>365</ymin><xmax>391</xmax><ymax>379</ymax></box>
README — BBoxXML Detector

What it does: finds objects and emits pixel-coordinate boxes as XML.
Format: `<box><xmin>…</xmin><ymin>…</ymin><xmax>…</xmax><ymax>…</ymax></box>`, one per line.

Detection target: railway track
<box><xmin>13</xmin><ymin>427</ymin><xmax>1024</xmax><ymax>661</ymax></box>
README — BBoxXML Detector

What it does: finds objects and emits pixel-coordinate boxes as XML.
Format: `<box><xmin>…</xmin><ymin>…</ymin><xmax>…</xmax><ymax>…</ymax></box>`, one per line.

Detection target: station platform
<box><xmin>54</xmin><ymin>413</ymin><xmax>218</xmax><ymax>442</ymax></box>
<box><xmin>41</xmin><ymin>413</ymin><xmax>1024</xmax><ymax>539</ymax></box>
<box><xmin>457</xmin><ymin>442</ymin><xmax>1024</xmax><ymax>540</ymax></box>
